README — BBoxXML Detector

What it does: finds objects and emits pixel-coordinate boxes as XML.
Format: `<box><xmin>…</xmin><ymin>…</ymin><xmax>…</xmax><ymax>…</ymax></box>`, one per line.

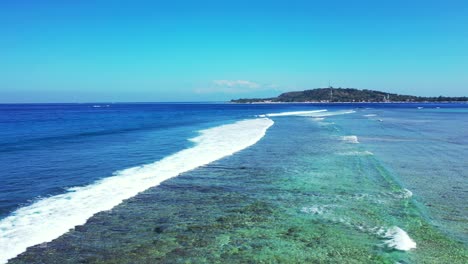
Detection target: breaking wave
<box><xmin>338</xmin><ymin>150</ymin><xmax>373</xmax><ymax>156</ymax></box>
<box><xmin>380</xmin><ymin>226</ymin><xmax>417</xmax><ymax>251</ymax></box>
<box><xmin>341</xmin><ymin>135</ymin><xmax>359</xmax><ymax>144</ymax></box>
<box><xmin>262</xmin><ymin>110</ymin><xmax>327</xmax><ymax>117</ymax></box>
<box><xmin>0</xmin><ymin>118</ymin><xmax>274</xmax><ymax>264</ymax></box>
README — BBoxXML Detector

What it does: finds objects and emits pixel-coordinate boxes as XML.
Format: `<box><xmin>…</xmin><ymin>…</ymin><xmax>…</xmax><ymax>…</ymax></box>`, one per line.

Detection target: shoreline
<box><xmin>229</xmin><ymin>101</ymin><xmax>468</xmax><ymax>104</ymax></box>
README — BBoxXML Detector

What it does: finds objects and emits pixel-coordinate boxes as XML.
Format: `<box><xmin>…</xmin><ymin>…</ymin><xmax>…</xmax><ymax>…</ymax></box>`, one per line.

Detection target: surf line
<box><xmin>0</xmin><ymin>118</ymin><xmax>274</xmax><ymax>264</ymax></box>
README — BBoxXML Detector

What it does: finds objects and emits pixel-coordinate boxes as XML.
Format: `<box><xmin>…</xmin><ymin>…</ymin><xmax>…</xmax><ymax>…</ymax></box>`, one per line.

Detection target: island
<box><xmin>231</xmin><ymin>87</ymin><xmax>468</xmax><ymax>103</ymax></box>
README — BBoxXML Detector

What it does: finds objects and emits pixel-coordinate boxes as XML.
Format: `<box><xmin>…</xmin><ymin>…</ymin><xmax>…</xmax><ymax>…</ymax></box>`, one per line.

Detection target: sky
<box><xmin>0</xmin><ymin>0</ymin><xmax>467</xmax><ymax>102</ymax></box>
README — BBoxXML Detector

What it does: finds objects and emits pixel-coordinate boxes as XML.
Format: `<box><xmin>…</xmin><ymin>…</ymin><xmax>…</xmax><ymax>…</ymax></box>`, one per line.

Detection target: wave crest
<box><xmin>0</xmin><ymin>118</ymin><xmax>274</xmax><ymax>264</ymax></box>
<box><xmin>341</xmin><ymin>135</ymin><xmax>359</xmax><ymax>144</ymax></box>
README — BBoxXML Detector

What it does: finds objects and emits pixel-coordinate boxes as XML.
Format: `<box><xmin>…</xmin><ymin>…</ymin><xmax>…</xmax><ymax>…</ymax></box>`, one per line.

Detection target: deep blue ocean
<box><xmin>0</xmin><ymin>103</ymin><xmax>467</xmax><ymax>263</ymax></box>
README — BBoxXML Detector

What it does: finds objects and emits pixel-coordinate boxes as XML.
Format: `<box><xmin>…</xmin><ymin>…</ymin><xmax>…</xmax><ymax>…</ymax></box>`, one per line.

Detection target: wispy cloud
<box><xmin>195</xmin><ymin>80</ymin><xmax>278</xmax><ymax>94</ymax></box>
<box><xmin>212</xmin><ymin>80</ymin><xmax>261</xmax><ymax>89</ymax></box>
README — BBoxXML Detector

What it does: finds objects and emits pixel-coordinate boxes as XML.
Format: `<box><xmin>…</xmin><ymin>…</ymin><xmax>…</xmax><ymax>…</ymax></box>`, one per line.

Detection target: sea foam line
<box><xmin>301</xmin><ymin>204</ymin><xmax>416</xmax><ymax>251</ymax></box>
<box><xmin>338</xmin><ymin>150</ymin><xmax>373</xmax><ymax>156</ymax></box>
<box><xmin>258</xmin><ymin>109</ymin><xmax>356</xmax><ymax>118</ymax></box>
<box><xmin>0</xmin><ymin>118</ymin><xmax>274</xmax><ymax>264</ymax></box>
<box><xmin>260</xmin><ymin>109</ymin><xmax>327</xmax><ymax>117</ymax></box>
<box><xmin>309</xmin><ymin>110</ymin><xmax>355</xmax><ymax>117</ymax></box>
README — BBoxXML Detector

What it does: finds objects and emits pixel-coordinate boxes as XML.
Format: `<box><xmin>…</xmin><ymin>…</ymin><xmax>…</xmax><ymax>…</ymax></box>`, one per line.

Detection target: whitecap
<box><xmin>309</xmin><ymin>209</ymin><xmax>416</xmax><ymax>252</ymax></box>
<box><xmin>0</xmin><ymin>118</ymin><xmax>274</xmax><ymax>264</ymax></box>
<box><xmin>301</xmin><ymin>205</ymin><xmax>326</xmax><ymax>215</ymax></box>
<box><xmin>312</xmin><ymin>117</ymin><xmax>325</xmax><ymax>121</ymax></box>
<box><xmin>382</xmin><ymin>226</ymin><xmax>417</xmax><ymax>251</ymax></box>
<box><xmin>264</xmin><ymin>110</ymin><xmax>327</xmax><ymax>117</ymax></box>
<box><xmin>394</xmin><ymin>189</ymin><xmax>413</xmax><ymax>199</ymax></box>
<box><xmin>341</xmin><ymin>135</ymin><xmax>359</xmax><ymax>144</ymax></box>
<box><xmin>310</xmin><ymin>110</ymin><xmax>355</xmax><ymax>117</ymax></box>
<box><xmin>263</xmin><ymin>109</ymin><xmax>356</xmax><ymax>118</ymax></box>
<box><xmin>318</xmin><ymin>122</ymin><xmax>335</xmax><ymax>126</ymax></box>
<box><xmin>338</xmin><ymin>150</ymin><xmax>373</xmax><ymax>156</ymax></box>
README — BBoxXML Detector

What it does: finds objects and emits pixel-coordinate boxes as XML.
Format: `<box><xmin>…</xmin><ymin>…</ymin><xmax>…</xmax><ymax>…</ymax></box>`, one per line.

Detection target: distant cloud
<box><xmin>195</xmin><ymin>80</ymin><xmax>278</xmax><ymax>94</ymax></box>
<box><xmin>212</xmin><ymin>80</ymin><xmax>261</xmax><ymax>89</ymax></box>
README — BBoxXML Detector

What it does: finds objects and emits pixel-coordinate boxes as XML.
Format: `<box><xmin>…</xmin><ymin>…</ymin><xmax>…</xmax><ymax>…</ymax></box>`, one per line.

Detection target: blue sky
<box><xmin>1</xmin><ymin>0</ymin><xmax>467</xmax><ymax>102</ymax></box>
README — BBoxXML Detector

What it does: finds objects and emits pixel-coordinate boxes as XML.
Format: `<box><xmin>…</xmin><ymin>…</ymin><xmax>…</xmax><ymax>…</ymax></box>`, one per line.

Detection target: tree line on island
<box><xmin>231</xmin><ymin>88</ymin><xmax>467</xmax><ymax>103</ymax></box>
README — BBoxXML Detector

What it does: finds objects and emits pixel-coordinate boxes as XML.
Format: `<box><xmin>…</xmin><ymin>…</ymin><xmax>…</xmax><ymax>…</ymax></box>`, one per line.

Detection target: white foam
<box><xmin>341</xmin><ymin>135</ymin><xmax>359</xmax><ymax>144</ymax></box>
<box><xmin>318</xmin><ymin>122</ymin><xmax>335</xmax><ymax>126</ymax></box>
<box><xmin>383</xmin><ymin>226</ymin><xmax>417</xmax><ymax>251</ymax></box>
<box><xmin>264</xmin><ymin>110</ymin><xmax>327</xmax><ymax>117</ymax></box>
<box><xmin>301</xmin><ymin>205</ymin><xmax>326</xmax><ymax>215</ymax></box>
<box><xmin>364</xmin><ymin>114</ymin><xmax>377</xmax><ymax>117</ymax></box>
<box><xmin>385</xmin><ymin>189</ymin><xmax>413</xmax><ymax>200</ymax></box>
<box><xmin>264</xmin><ymin>109</ymin><xmax>356</xmax><ymax>118</ymax></box>
<box><xmin>300</xmin><ymin>205</ymin><xmax>416</xmax><ymax>252</ymax></box>
<box><xmin>310</xmin><ymin>110</ymin><xmax>355</xmax><ymax>117</ymax></box>
<box><xmin>395</xmin><ymin>189</ymin><xmax>413</xmax><ymax>199</ymax></box>
<box><xmin>0</xmin><ymin>118</ymin><xmax>274</xmax><ymax>264</ymax></box>
<box><xmin>338</xmin><ymin>150</ymin><xmax>373</xmax><ymax>156</ymax></box>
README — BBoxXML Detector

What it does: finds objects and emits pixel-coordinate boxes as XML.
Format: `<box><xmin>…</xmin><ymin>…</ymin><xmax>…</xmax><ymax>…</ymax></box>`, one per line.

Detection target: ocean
<box><xmin>0</xmin><ymin>103</ymin><xmax>467</xmax><ymax>263</ymax></box>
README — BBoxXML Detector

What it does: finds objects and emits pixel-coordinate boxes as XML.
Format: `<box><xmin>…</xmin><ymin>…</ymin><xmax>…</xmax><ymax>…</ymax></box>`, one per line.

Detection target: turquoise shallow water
<box><xmin>337</xmin><ymin>107</ymin><xmax>468</xmax><ymax>245</ymax></box>
<box><xmin>1</xmin><ymin>103</ymin><xmax>467</xmax><ymax>263</ymax></box>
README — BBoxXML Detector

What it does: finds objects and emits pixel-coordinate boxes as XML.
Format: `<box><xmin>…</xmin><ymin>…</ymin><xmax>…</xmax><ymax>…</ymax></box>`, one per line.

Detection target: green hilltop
<box><xmin>231</xmin><ymin>88</ymin><xmax>467</xmax><ymax>103</ymax></box>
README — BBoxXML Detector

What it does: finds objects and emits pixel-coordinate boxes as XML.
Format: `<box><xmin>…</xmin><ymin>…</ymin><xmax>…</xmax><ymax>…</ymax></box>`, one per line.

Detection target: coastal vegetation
<box><xmin>231</xmin><ymin>88</ymin><xmax>468</xmax><ymax>103</ymax></box>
